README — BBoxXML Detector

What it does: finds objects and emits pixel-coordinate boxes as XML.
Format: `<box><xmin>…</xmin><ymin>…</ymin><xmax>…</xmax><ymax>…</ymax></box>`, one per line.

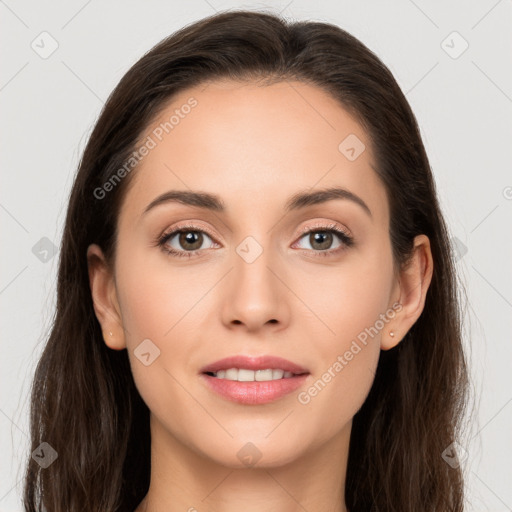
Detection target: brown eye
<box><xmin>177</xmin><ymin>231</ymin><xmax>204</xmax><ymax>251</ymax></box>
<box><xmin>295</xmin><ymin>228</ymin><xmax>350</xmax><ymax>253</ymax></box>
<box><xmin>160</xmin><ymin>228</ymin><xmax>216</xmax><ymax>255</ymax></box>
<box><xmin>308</xmin><ymin>231</ymin><xmax>334</xmax><ymax>251</ymax></box>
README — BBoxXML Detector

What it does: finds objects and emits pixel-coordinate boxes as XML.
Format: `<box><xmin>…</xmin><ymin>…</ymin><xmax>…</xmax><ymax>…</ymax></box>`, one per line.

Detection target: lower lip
<box><xmin>200</xmin><ymin>373</ymin><xmax>309</xmax><ymax>405</ymax></box>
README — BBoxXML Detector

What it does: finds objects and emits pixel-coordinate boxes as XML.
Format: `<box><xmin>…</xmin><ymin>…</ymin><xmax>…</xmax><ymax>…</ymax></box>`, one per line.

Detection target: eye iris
<box><xmin>310</xmin><ymin>231</ymin><xmax>332</xmax><ymax>250</ymax></box>
<box><xmin>179</xmin><ymin>231</ymin><xmax>203</xmax><ymax>250</ymax></box>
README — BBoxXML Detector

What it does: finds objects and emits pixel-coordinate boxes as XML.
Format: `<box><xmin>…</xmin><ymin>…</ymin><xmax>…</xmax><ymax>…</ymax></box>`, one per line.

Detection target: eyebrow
<box><xmin>143</xmin><ymin>186</ymin><xmax>372</xmax><ymax>218</ymax></box>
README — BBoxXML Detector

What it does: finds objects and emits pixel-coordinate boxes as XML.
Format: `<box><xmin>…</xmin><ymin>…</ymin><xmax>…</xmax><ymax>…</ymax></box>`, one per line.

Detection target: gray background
<box><xmin>1</xmin><ymin>0</ymin><xmax>511</xmax><ymax>510</ymax></box>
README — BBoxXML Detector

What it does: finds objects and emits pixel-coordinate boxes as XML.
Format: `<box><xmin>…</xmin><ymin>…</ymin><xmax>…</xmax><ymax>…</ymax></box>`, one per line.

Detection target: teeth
<box><xmin>211</xmin><ymin>368</ymin><xmax>297</xmax><ymax>381</ymax></box>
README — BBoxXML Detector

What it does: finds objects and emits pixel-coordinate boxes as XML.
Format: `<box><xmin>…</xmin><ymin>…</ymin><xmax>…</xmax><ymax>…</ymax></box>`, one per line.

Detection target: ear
<box><xmin>86</xmin><ymin>243</ymin><xmax>126</xmax><ymax>350</ymax></box>
<box><xmin>381</xmin><ymin>234</ymin><xmax>434</xmax><ymax>351</ymax></box>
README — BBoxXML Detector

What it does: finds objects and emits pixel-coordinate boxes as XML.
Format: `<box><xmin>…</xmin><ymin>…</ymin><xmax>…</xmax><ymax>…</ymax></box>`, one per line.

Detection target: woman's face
<box><xmin>96</xmin><ymin>79</ymin><xmax>402</xmax><ymax>467</ymax></box>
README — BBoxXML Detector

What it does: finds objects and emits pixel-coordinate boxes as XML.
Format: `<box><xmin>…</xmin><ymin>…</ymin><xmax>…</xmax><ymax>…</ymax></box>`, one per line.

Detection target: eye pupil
<box><xmin>311</xmin><ymin>231</ymin><xmax>332</xmax><ymax>250</ymax></box>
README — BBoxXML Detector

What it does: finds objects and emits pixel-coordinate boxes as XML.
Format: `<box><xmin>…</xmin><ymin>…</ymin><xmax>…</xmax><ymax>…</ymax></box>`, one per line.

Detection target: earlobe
<box><xmin>86</xmin><ymin>243</ymin><xmax>126</xmax><ymax>350</ymax></box>
<box><xmin>381</xmin><ymin>324</ymin><xmax>402</xmax><ymax>351</ymax></box>
<box><xmin>381</xmin><ymin>235</ymin><xmax>434</xmax><ymax>351</ymax></box>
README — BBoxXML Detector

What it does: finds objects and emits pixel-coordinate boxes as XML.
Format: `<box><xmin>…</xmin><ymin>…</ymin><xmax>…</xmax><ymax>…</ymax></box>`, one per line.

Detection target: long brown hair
<box><xmin>23</xmin><ymin>10</ymin><xmax>470</xmax><ymax>511</ymax></box>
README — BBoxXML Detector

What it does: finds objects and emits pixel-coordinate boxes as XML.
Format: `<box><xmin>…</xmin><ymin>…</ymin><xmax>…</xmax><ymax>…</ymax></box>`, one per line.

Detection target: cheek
<box><xmin>113</xmin><ymin>248</ymin><xmax>197</xmax><ymax>379</ymax></box>
<box><xmin>115</xmin><ymin>245</ymin><xmax>213</xmax><ymax>341</ymax></box>
<box><xmin>114</xmin><ymin>252</ymin><xmax>210</xmax><ymax>423</ymax></box>
<box><xmin>293</xmin><ymin>247</ymin><xmax>392</xmax><ymax>422</ymax></box>
<box><xmin>297</xmin><ymin>246</ymin><xmax>394</xmax><ymax>349</ymax></box>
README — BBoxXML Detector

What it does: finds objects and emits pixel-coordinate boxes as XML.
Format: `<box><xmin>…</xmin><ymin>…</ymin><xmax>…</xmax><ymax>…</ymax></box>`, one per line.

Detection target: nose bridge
<box><xmin>234</xmin><ymin>232</ymin><xmax>277</xmax><ymax>301</ymax></box>
<box><xmin>223</xmin><ymin>232</ymin><xmax>287</xmax><ymax>329</ymax></box>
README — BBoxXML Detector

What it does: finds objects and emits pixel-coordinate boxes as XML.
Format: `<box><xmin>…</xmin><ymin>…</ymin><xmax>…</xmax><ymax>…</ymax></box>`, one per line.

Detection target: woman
<box><xmin>23</xmin><ymin>10</ymin><xmax>469</xmax><ymax>512</ymax></box>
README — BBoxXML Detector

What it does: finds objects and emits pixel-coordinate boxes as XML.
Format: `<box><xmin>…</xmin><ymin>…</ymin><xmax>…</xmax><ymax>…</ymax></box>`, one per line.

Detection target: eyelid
<box><xmin>296</xmin><ymin>220</ymin><xmax>352</xmax><ymax>239</ymax></box>
<box><xmin>160</xmin><ymin>221</ymin><xmax>219</xmax><ymax>243</ymax></box>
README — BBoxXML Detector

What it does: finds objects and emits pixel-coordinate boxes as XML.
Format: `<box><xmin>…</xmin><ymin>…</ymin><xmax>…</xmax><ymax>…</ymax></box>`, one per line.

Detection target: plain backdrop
<box><xmin>1</xmin><ymin>1</ymin><xmax>511</xmax><ymax>510</ymax></box>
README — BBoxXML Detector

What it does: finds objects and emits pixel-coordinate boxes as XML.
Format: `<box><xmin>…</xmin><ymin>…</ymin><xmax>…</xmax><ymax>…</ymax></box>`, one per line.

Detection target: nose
<box><xmin>220</xmin><ymin>242</ymin><xmax>290</xmax><ymax>333</ymax></box>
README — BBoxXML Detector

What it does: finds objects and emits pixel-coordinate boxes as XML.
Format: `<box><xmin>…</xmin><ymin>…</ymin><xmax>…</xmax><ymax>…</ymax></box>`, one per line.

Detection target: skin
<box><xmin>87</xmin><ymin>79</ymin><xmax>433</xmax><ymax>512</ymax></box>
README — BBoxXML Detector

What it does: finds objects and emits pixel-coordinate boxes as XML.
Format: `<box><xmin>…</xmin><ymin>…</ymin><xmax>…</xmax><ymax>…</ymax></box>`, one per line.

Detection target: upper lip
<box><xmin>200</xmin><ymin>355</ymin><xmax>309</xmax><ymax>375</ymax></box>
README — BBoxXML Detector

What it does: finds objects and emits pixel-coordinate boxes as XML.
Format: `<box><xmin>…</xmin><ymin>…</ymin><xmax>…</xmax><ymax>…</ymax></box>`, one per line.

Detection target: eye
<box><xmin>157</xmin><ymin>224</ymin><xmax>218</xmax><ymax>258</ymax></box>
<box><xmin>293</xmin><ymin>223</ymin><xmax>354</xmax><ymax>257</ymax></box>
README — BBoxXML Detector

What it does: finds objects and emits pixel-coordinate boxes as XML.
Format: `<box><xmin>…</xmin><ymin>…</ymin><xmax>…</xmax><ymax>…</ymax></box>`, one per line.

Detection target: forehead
<box><xmin>120</xmin><ymin>79</ymin><xmax>388</xmax><ymax>226</ymax></box>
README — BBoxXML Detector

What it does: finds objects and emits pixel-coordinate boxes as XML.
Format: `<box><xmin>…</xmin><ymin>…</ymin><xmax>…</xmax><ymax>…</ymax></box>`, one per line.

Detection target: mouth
<box><xmin>199</xmin><ymin>355</ymin><xmax>310</xmax><ymax>405</ymax></box>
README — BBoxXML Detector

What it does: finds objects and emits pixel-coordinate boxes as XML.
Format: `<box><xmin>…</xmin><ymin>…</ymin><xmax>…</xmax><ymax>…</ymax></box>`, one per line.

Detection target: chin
<box><xmin>201</xmin><ymin>435</ymin><xmax>308</xmax><ymax>469</ymax></box>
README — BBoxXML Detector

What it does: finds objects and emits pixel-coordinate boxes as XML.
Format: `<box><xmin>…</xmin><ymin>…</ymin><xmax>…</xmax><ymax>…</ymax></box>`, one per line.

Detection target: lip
<box><xmin>200</xmin><ymin>373</ymin><xmax>309</xmax><ymax>405</ymax></box>
<box><xmin>199</xmin><ymin>355</ymin><xmax>309</xmax><ymax>375</ymax></box>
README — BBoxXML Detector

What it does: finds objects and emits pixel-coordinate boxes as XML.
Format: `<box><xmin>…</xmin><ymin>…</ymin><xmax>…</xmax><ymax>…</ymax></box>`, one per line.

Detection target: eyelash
<box><xmin>155</xmin><ymin>222</ymin><xmax>354</xmax><ymax>259</ymax></box>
